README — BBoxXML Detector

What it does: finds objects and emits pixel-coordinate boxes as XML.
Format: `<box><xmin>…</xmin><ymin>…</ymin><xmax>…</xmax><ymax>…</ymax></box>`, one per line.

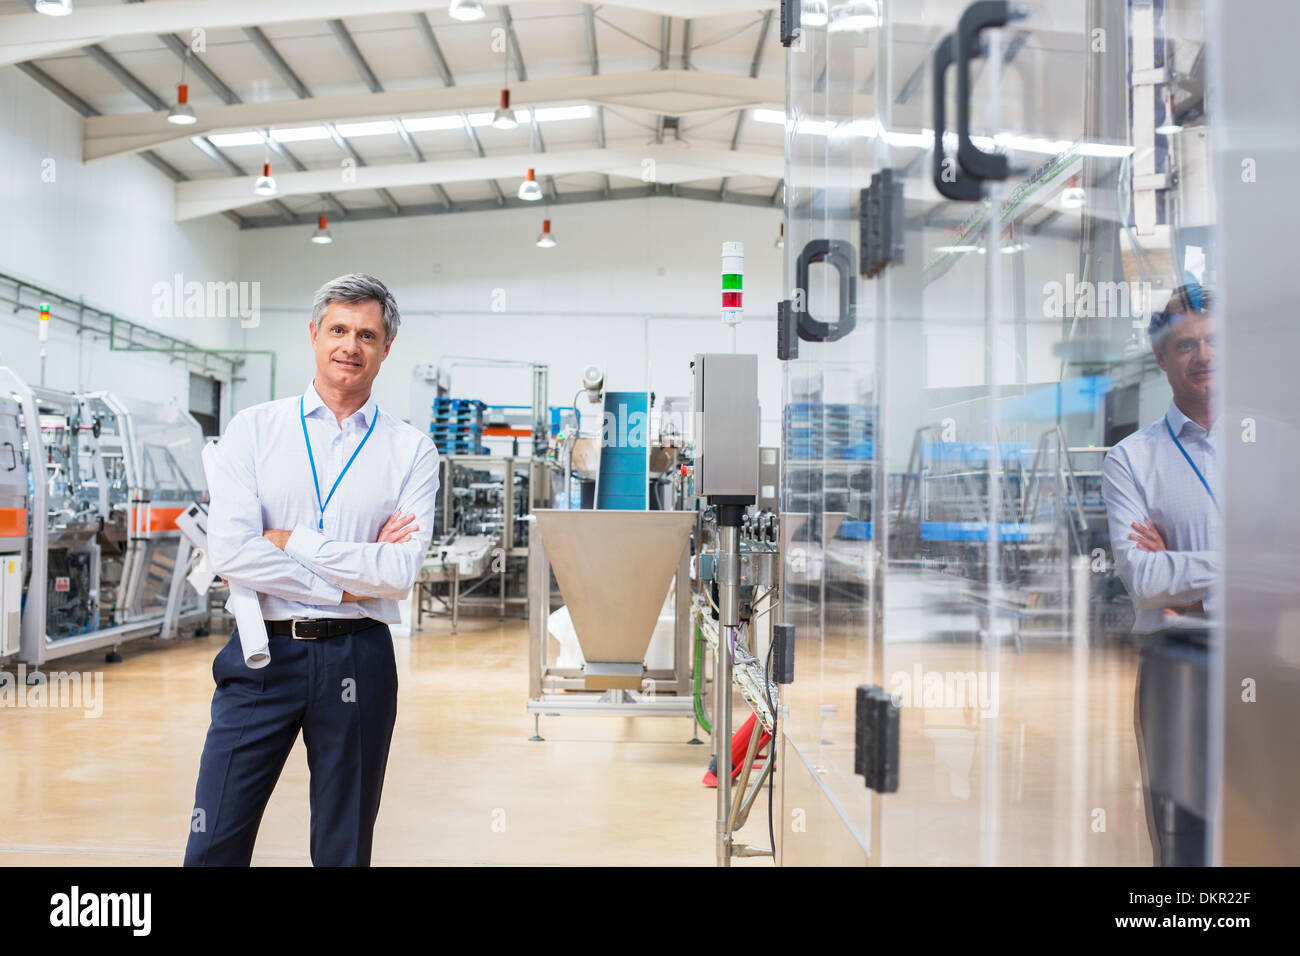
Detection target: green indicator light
<box><xmin>721</xmin><ymin>274</ymin><xmax>743</xmax><ymax>290</ymax></box>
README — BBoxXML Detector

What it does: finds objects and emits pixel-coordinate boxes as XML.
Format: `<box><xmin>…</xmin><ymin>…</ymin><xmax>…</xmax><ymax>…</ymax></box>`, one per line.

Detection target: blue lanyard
<box><xmin>1165</xmin><ymin>416</ymin><xmax>1218</xmax><ymax>509</ymax></box>
<box><xmin>300</xmin><ymin>395</ymin><xmax>378</xmax><ymax>531</ymax></box>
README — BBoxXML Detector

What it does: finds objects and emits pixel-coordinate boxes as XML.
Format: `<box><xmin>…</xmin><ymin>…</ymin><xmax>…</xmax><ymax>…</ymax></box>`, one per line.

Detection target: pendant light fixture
<box><xmin>492</xmin><ymin>90</ymin><xmax>518</xmax><ymax>130</ymax></box>
<box><xmin>311</xmin><ymin>213</ymin><xmax>333</xmax><ymax>244</ymax></box>
<box><xmin>448</xmin><ymin>0</ymin><xmax>485</xmax><ymax>21</ymax></box>
<box><xmin>536</xmin><ymin>218</ymin><xmax>557</xmax><ymax>248</ymax></box>
<box><xmin>35</xmin><ymin>0</ymin><xmax>73</xmax><ymax>15</ymax></box>
<box><xmin>253</xmin><ymin>158</ymin><xmax>277</xmax><ymax>197</ymax></box>
<box><xmin>167</xmin><ymin>51</ymin><xmax>197</xmax><ymax>126</ymax></box>
<box><xmin>517</xmin><ymin>168</ymin><xmax>543</xmax><ymax>201</ymax></box>
<box><xmin>492</xmin><ymin>28</ymin><xmax>518</xmax><ymax>131</ymax></box>
<box><xmin>1060</xmin><ymin>175</ymin><xmax>1086</xmax><ymax>209</ymax></box>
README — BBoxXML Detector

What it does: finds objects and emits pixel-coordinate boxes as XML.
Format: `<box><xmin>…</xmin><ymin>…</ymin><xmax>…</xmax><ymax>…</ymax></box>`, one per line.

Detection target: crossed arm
<box><xmin>1100</xmin><ymin>450</ymin><xmax>1218</xmax><ymax>612</ymax></box>
<box><xmin>273</xmin><ymin>439</ymin><xmax>439</xmax><ymax>601</ymax></box>
<box><xmin>207</xmin><ymin>413</ymin><xmax>439</xmax><ymax>604</ymax></box>
<box><xmin>207</xmin><ymin>413</ymin><xmax>346</xmax><ymax>605</ymax></box>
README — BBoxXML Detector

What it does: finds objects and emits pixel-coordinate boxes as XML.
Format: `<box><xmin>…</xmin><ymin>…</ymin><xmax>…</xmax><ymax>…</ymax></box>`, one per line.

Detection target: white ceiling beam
<box><xmin>0</xmin><ymin>0</ymin><xmax>779</xmax><ymax>67</ymax></box>
<box><xmin>84</xmin><ymin>70</ymin><xmax>782</xmax><ymax>161</ymax></box>
<box><xmin>174</xmin><ymin>141</ymin><xmax>785</xmax><ymax>221</ymax></box>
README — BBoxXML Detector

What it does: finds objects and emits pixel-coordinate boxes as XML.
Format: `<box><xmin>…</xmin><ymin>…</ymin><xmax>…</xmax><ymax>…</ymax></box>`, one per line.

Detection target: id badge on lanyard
<box><xmin>1165</xmin><ymin>416</ymin><xmax>1218</xmax><ymax>510</ymax></box>
<box><xmin>301</xmin><ymin>396</ymin><xmax>378</xmax><ymax>530</ymax></box>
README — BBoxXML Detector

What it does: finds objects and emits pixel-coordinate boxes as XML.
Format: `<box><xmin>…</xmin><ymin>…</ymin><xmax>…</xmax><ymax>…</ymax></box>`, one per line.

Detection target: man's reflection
<box><xmin>1102</xmin><ymin>281</ymin><xmax>1217</xmax><ymax>866</ymax></box>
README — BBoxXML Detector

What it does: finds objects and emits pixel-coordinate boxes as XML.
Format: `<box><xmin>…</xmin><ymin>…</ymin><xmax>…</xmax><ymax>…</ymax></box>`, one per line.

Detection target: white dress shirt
<box><xmin>1101</xmin><ymin>400</ymin><xmax>1220</xmax><ymax>633</ymax></box>
<box><xmin>207</xmin><ymin>380</ymin><xmax>439</xmax><ymax>660</ymax></box>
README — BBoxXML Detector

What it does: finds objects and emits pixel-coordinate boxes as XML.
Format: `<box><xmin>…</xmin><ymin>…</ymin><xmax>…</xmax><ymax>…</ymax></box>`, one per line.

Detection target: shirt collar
<box><xmin>1166</xmin><ymin>400</ymin><xmax>1215</xmax><ymax>441</ymax></box>
<box><xmin>303</xmin><ymin>380</ymin><xmax>378</xmax><ymax>427</ymax></box>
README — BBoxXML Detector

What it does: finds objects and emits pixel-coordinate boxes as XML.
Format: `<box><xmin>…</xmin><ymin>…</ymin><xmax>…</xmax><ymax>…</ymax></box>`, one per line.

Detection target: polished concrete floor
<box><xmin>0</xmin><ymin>604</ymin><xmax>1151</xmax><ymax>866</ymax></box>
<box><xmin>0</xmin><ymin>611</ymin><xmax>766</xmax><ymax>866</ymax></box>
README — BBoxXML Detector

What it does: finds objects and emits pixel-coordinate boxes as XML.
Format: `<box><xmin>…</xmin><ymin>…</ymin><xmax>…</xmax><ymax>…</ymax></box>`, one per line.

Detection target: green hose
<box><xmin>692</xmin><ymin>618</ymin><xmax>712</xmax><ymax>734</ymax></box>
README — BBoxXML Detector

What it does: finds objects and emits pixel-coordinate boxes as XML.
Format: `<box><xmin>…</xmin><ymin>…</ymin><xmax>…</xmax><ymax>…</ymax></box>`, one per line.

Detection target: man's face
<box><xmin>308</xmin><ymin>300</ymin><xmax>392</xmax><ymax>394</ymax></box>
<box><xmin>1154</xmin><ymin>312</ymin><xmax>1215</xmax><ymax>407</ymax></box>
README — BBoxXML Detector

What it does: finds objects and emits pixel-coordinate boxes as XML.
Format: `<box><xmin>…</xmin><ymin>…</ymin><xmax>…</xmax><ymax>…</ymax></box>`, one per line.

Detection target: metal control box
<box><xmin>692</xmin><ymin>353</ymin><xmax>759</xmax><ymax>498</ymax></box>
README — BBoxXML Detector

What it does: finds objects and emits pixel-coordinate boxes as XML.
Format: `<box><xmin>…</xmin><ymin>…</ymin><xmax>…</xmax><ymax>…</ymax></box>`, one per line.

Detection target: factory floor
<box><xmin>0</xmin><ymin>612</ymin><xmax>768</xmax><ymax>867</ymax></box>
<box><xmin>0</xmin><ymin>605</ymin><xmax>1147</xmax><ymax>867</ymax></box>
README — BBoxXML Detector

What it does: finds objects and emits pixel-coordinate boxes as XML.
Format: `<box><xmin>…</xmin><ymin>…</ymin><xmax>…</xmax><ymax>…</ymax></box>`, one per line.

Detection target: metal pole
<box><xmin>715</xmin><ymin>522</ymin><xmax>740</xmax><ymax>866</ymax></box>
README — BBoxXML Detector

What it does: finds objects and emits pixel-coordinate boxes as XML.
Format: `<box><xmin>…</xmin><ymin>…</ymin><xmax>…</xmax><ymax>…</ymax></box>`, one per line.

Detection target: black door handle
<box><xmin>932</xmin><ymin>33</ymin><xmax>983</xmax><ymax>201</ymax></box>
<box><xmin>955</xmin><ymin>0</ymin><xmax>1024</xmax><ymax>183</ymax></box>
<box><xmin>2</xmin><ymin>441</ymin><xmax>15</xmax><ymax>472</ymax></box>
<box><xmin>794</xmin><ymin>239</ymin><xmax>857</xmax><ymax>343</ymax></box>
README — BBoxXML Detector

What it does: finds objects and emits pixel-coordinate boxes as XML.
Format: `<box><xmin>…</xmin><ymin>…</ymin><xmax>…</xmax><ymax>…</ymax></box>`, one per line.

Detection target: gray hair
<box><xmin>311</xmin><ymin>273</ymin><xmax>401</xmax><ymax>341</ymax></box>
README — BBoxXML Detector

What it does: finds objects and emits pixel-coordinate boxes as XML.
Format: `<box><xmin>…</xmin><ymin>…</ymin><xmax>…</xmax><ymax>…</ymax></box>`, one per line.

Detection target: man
<box><xmin>1101</xmin><ymin>280</ymin><xmax>1218</xmax><ymax>867</ymax></box>
<box><xmin>1102</xmin><ymin>281</ymin><xmax>1219</xmax><ymax>629</ymax></box>
<box><xmin>185</xmin><ymin>273</ymin><xmax>439</xmax><ymax>866</ymax></box>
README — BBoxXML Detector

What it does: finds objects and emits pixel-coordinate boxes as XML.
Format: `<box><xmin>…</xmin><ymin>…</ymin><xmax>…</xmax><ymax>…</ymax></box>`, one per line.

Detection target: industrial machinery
<box><xmin>410</xmin><ymin>533</ymin><xmax>497</xmax><ymax>633</ymax></box>
<box><xmin>525</xmin><ymin>358</ymin><xmax>707</xmax><ymax>732</ymax></box>
<box><xmin>413</xmin><ymin>454</ymin><xmax>534</xmax><ymax>626</ymax></box>
<box><xmin>0</xmin><ymin>366</ymin><xmax>209</xmax><ymax>664</ymax></box>
<box><xmin>690</xmin><ymin>352</ymin><xmax>774</xmax><ymax>865</ymax></box>
<box><xmin>0</xmin><ymin>395</ymin><xmax>25</xmax><ymax>658</ymax></box>
<box><xmin>527</xmin><ymin>507</ymin><xmax>696</xmax><ymax>736</ymax></box>
<box><xmin>411</xmin><ymin>361</ymin><xmax>555</xmax><ymax>629</ymax></box>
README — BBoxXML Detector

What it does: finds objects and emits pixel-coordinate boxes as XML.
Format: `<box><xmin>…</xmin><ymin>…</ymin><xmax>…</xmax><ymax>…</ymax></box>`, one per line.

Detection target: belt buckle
<box><xmin>290</xmin><ymin>619</ymin><xmax>316</xmax><ymax>640</ymax></box>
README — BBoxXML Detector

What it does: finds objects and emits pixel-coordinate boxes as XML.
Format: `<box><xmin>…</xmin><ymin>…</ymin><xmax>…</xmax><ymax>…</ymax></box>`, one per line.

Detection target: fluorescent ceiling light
<box><xmin>752</xmin><ymin>115</ymin><xmax>1133</xmax><ymax>162</ymax></box>
<box><xmin>206</xmin><ymin>131</ymin><xmax>265</xmax><ymax>148</ymax></box>
<box><xmin>35</xmin><ymin>0</ymin><xmax>72</xmax><ymax>14</ymax></box>
<box><xmin>270</xmin><ymin>125</ymin><xmax>333</xmax><ymax>143</ymax></box>
<box><xmin>830</xmin><ymin>118</ymin><xmax>879</xmax><ymax>138</ymax></box>
<box><xmin>532</xmin><ymin>105</ymin><xmax>593</xmax><ymax>122</ymax></box>
<box><xmin>334</xmin><ymin>119</ymin><xmax>398</xmax><ymax>138</ymax></box>
<box><xmin>402</xmin><ymin>115</ymin><xmax>472</xmax><ymax>133</ymax></box>
<box><xmin>209</xmin><ymin>105</ymin><xmax>601</xmax><ymax>148</ymax></box>
<box><xmin>884</xmin><ymin>129</ymin><xmax>935</xmax><ymax>149</ymax></box>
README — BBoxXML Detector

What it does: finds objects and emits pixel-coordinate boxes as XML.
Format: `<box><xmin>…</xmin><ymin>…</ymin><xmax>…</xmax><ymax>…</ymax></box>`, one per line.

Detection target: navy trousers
<box><xmin>184</xmin><ymin>622</ymin><xmax>398</xmax><ymax>866</ymax></box>
<box><xmin>1134</xmin><ymin>630</ymin><xmax>1209</xmax><ymax>867</ymax></box>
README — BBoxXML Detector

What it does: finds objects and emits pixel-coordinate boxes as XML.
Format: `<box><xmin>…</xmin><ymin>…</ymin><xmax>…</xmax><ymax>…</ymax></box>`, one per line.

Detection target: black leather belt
<box><xmin>266</xmin><ymin>618</ymin><xmax>383</xmax><ymax>640</ymax></box>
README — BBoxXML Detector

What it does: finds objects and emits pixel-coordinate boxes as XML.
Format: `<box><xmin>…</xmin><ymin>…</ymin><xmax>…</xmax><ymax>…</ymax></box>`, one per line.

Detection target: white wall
<box><xmin>0</xmin><ymin>65</ymin><xmax>240</xmax><ymax>407</ymax></box>
<box><xmin>233</xmin><ymin>196</ymin><xmax>786</xmax><ymax>443</ymax></box>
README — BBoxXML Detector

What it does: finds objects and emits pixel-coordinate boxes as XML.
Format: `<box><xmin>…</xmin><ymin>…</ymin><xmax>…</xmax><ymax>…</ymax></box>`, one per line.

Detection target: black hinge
<box><xmin>776</xmin><ymin>299</ymin><xmax>798</xmax><ymax>360</ymax></box>
<box><xmin>772</xmin><ymin>623</ymin><xmax>796</xmax><ymax>683</ymax></box>
<box><xmin>854</xmin><ymin>685</ymin><xmax>900</xmax><ymax>793</ymax></box>
<box><xmin>780</xmin><ymin>0</ymin><xmax>801</xmax><ymax>47</ymax></box>
<box><xmin>860</xmin><ymin>167</ymin><xmax>905</xmax><ymax>278</ymax></box>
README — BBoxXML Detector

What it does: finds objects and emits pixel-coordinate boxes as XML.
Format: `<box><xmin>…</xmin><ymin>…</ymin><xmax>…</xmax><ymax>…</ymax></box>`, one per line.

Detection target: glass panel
<box><xmin>781</xmin><ymin>0</ymin><xmax>1217</xmax><ymax>866</ymax></box>
<box><xmin>778</xmin><ymin>0</ymin><xmax>879</xmax><ymax>863</ymax></box>
<box><xmin>114</xmin><ymin>394</ymin><xmax>206</xmax><ymax>503</ymax></box>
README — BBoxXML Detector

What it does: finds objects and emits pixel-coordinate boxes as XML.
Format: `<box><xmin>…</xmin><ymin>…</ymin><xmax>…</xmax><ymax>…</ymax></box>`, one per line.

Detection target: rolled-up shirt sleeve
<box><xmin>207</xmin><ymin>411</ymin><xmax>344</xmax><ymax>606</ymax></box>
<box><xmin>1101</xmin><ymin>446</ymin><xmax>1218</xmax><ymax>610</ymax></box>
<box><xmin>284</xmin><ymin>435</ymin><xmax>439</xmax><ymax>600</ymax></box>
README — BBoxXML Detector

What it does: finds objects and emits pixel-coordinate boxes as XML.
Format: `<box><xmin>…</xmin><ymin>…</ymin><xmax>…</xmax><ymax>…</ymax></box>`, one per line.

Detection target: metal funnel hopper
<box><xmin>534</xmin><ymin>509</ymin><xmax>695</xmax><ymax>689</ymax></box>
